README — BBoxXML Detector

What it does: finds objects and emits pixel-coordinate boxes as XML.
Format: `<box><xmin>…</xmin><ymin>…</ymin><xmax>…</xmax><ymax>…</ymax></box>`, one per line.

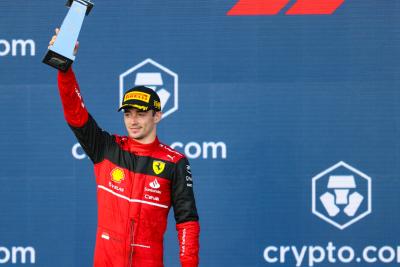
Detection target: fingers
<box><xmin>48</xmin><ymin>36</ymin><xmax>57</xmax><ymax>47</ymax></box>
<box><xmin>73</xmin><ymin>41</ymin><xmax>80</xmax><ymax>56</ymax></box>
<box><xmin>48</xmin><ymin>27</ymin><xmax>80</xmax><ymax>54</ymax></box>
<box><xmin>48</xmin><ymin>28</ymin><xmax>60</xmax><ymax>48</ymax></box>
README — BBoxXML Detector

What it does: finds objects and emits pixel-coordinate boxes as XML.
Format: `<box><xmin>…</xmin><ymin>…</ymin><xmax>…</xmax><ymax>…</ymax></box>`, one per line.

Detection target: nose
<box><xmin>128</xmin><ymin>116</ymin><xmax>137</xmax><ymax>125</ymax></box>
<box><xmin>129</xmin><ymin>114</ymin><xmax>140</xmax><ymax>125</ymax></box>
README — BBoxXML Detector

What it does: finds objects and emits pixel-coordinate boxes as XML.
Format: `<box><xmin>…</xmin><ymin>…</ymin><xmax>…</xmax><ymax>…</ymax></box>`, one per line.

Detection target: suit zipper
<box><xmin>128</xmin><ymin>219</ymin><xmax>135</xmax><ymax>267</ymax></box>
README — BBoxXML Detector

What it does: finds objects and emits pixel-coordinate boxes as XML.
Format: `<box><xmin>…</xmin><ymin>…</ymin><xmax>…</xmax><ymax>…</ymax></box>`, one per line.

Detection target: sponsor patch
<box><xmin>153</xmin><ymin>160</ymin><xmax>165</xmax><ymax>175</ymax></box>
<box><xmin>110</xmin><ymin>167</ymin><xmax>125</xmax><ymax>183</ymax></box>
<box><xmin>124</xmin><ymin>91</ymin><xmax>151</xmax><ymax>103</ymax></box>
<box><xmin>149</xmin><ymin>178</ymin><xmax>161</xmax><ymax>189</ymax></box>
<box><xmin>101</xmin><ymin>232</ymin><xmax>110</xmax><ymax>240</ymax></box>
<box><xmin>154</xmin><ymin>100</ymin><xmax>161</xmax><ymax>110</ymax></box>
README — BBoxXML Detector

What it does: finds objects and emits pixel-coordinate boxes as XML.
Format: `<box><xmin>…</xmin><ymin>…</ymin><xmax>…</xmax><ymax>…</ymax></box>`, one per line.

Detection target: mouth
<box><xmin>130</xmin><ymin>127</ymin><xmax>141</xmax><ymax>134</ymax></box>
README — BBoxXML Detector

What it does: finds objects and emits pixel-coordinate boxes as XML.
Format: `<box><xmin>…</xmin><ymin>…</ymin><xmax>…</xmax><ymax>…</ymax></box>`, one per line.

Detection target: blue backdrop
<box><xmin>0</xmin><ymin>0</ymin><xmax>399</xmax><ymax>266</ymax></box>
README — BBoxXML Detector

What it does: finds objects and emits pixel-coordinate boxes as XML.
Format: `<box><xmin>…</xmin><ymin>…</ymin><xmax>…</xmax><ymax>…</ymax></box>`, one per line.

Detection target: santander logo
<box><xmin>150</xmin><ymin>179</ymin><xmax>160</xmax><ymax>189</ymax></box>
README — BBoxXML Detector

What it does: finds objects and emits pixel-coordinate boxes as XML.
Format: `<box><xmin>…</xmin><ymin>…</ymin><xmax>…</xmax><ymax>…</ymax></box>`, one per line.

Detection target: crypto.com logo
<box><xmin>119</xmin><ymin>59</ymin><xmax>178</xmax><ymax>119</ymax></box>
<box><xmin>312</xmin><ymin>161</ymin><xmax>372</xmax><ymax>230</ymax></box>
<box><xmin>227</xmin><ymin>0</ymin><xmax>345</xmax><ymax>15</ymax></box>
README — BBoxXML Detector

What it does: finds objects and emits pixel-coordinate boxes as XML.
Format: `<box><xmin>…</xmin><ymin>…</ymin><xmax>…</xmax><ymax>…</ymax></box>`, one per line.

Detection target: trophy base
<box><xmin>66</xmin><ymin>0</ymin><xmax>94</xmax><ymax>15</ymax></box>
<box><xmin>42</xmin><ymin>50</ymin><xmax>73</xmax><ymax>72</ymax></box>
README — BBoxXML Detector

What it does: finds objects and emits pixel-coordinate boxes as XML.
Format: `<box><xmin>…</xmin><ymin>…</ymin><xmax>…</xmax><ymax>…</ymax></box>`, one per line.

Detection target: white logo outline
<box><xmin>312</xmin><ymin>161</ymin><xmax>372</xmax><ymax>230</ymax></box>
<box><xmin>119</xmin><ymin>58</ymin><xmax>179</xmax><ymax>119</ymax></box>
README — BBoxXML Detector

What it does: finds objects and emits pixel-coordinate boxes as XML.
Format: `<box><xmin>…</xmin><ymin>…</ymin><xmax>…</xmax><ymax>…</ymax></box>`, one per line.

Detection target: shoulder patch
<box><xmin>158</xmin><ymin>143</ymin><xmax>185</xmax><ymax>163</ymax></box>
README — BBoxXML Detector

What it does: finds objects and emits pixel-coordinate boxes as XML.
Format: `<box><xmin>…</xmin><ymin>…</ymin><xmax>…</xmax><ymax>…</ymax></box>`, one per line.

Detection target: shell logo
<box><xmin>110</xmin><ymin>168</ymin><xmax>125</xmax><ymax>183</ymax></box>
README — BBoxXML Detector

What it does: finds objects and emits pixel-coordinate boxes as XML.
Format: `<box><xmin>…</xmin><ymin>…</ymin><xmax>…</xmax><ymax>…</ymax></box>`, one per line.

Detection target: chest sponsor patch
<box><xmin>110</xmin><ymin>167</ymin><xmax>125</xmax><ymax>183</ymax></box>
<box><xmin>153</xmin><ymin>160</ymin><xmax>165</xmax><ymax>175</ymax></box>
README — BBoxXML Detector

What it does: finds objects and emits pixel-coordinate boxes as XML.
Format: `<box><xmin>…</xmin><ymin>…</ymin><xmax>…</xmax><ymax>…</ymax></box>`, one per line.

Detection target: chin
<box><xmin>130</xmin><ymin>134</ymin><xmax>142</xmax><ymax>140</ymax></box>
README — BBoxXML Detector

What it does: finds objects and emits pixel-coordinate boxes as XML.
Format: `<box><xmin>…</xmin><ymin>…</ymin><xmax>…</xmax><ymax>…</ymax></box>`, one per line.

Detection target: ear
<box><xmin>154</xmin><ymin>111</ymin><xmax>162</xmax><ymax>124</ymax></box>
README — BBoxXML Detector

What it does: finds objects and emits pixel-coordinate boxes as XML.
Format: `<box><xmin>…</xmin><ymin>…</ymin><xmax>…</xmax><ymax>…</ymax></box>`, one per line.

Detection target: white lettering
<box><xmin>0</xmin><ymin>40</ymin><xmax>11</xmax><ymax>57</ymax></box>
<box><xmin>308</xmin><ymin>246</ymin><xmax>325</xmax><ymax>267</ymax></box>
<box><xmin>0</xmin><ymin>246</ymin><xmax>35</xmax><ymax>264</ymax></box>
<box><xmin>12</xmin><ymin>39</ymin><xmax>35</xmax><ymax>56</ymax></box>
<box><xmin>170</xmin><ymin>141</ymin><xmax>227</xmax><ymax>159</ymax></box>
<box><xmin>337</xmin><ymin>246</ymin><xmax>354</xmax><ymax>263</ymax></box>
<box><xmin>378</xmin><ymin>246</ymin><xmax>396</xmax><ymax>263</ymax></box>
<box><xmin>144</xmin><ymin>194</ymin><xmax>159</xmax><ymax>201</ymax></box>
<box><xmin>181</xmin><ymin>228</ymin><xmax>186</xmax><ymax>256</ymax></box>
<box><xmin>326</xmin><ymin>242</ymin><xmax>336</xmax><ymax>263</ymax></box>
<box><xmin>75</xmin><ymin>88</ymin><xmax>85</xmax><ymax>108</ymax></box>
<box><xmin>279</xmin><ymin>246</ymin><xmax>290</xmax><ymax>263</ymax></box>
<box><xmin>144</xmin><ymin>187</ymin><xmax>161</xmax><ymax>195</ymax></box>
<box><xmin>202</xmin><ymin>142</ymin><xmax>227</xmax><ymax>159</ymax></box>
<box><xmin>0</xmin><ymin>247</ymin><xmax>10</xmax><ymax>264</ymax></box>
<box><xmin>363</xmin><ymin>246</ymin><xmax>377</xmax><ymax>263</ymax></box>
<box><xmin>72</xmin><ymin>143</ymin><xmax>86</xmax><ymax>160</ymax></box>
<box><xmin>263</xmin><ymin>244</ymin><xmax>400</xmax><ymax>265</ymax></box>
<box><xmin>109</xmin><ymin>181</ymin><xmax>124</xmax><ymax>193</ymax></box>
<box><xmin>0</xmin><ymin>39</ymin><xmax>35</xmax><ymax>56</ymax></box>
<box><xmin>11</xmin><ymin>246</ymin><xmax>35</xmax><ymax>264</ymax></box>
<box><xmin>291</xmin><ymin>246</ymin><xmax>307</xmax><ymax>267</ymax></box>
<box><xmin>184</xmin><ymin>142</ymin><xmax>202</xmax><ymax>159</ymax></box>
<box><xmin>159</xmin><ymin>143</ymin><xmax>182</xmax><ymax>156</ymax></box>
<box><xmin>398</xmin><ymin>246</ymin><xmax>400</xmax><ymax>263</ymax></box>
<box><xmin>263</xmin><ymin>246</ymin><xmax>278</xmax><ymax>263</ymax></box>
<box><xmin>73</xmin><ymin>141</ymin><xmax>228</xmax><ymax>160</ymax></box>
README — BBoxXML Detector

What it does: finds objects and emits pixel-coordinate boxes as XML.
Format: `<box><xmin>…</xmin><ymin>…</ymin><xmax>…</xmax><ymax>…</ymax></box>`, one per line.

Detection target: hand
<box><xmin>48</xmin><ymin>28</ymin><xmax>80</xmax><ymax>56</ymax></box>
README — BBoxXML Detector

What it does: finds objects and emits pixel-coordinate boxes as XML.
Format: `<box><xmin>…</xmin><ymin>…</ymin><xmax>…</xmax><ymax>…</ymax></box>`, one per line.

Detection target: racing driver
<box><xmin>49</xmin><ymin>29</ymin><xmax>200</xmax><ymax>267</ymax></box>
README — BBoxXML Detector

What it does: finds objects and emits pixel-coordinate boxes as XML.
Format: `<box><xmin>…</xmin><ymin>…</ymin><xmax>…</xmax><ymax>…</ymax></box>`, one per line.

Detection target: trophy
<box><xmin>43</xmin><ymin>0</ymin><xmax>94</xmax><ymax>72</ymax></box>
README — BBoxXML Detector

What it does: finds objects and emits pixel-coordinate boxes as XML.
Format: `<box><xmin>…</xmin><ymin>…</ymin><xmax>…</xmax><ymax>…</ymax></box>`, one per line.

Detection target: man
<box><xmin>49</xmin><ymin>29</ymin><xmax>200</xmax><ymax>267</ymax></box>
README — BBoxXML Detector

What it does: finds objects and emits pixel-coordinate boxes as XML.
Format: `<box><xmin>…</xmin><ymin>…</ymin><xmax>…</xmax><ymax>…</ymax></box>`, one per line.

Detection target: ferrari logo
<box><xmin>153</xmin><ymin>160</ymin><xmax>165</xmax><ymax>175</ymax></box>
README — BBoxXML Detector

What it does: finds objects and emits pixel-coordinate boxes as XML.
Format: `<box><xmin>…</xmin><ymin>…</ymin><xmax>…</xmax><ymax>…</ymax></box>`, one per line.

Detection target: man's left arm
<box><xmin>172</xmin><ymin>157</ymin><xmax>200</xmax><ymax>267</ymax></box>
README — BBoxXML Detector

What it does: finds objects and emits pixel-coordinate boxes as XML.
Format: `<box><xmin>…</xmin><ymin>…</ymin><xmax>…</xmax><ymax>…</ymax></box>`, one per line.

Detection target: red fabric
<box><xmin>92</xmin><ymin>143</ymin><xmax>185</xmax><ymax>266</ymax></box>
<box><xmin>227</xmin><ymin>0</ymin><xmax>290</xmax><ymax>16</ymax></box>
<box><xmin>57</xmin><ymin>69</ymin><xmax>200</xmax><ymax>266</ymax></box>
<box><xmin>57</xmin><ymin>68</ymin><xmax>89</xmax><ymax>127</ymax></box>
<box><xmin>176</xmin><ymin>221</ymin><xmax>200</xmax><ymax>267</ymax></box>
<box><xmin>286</xmin><ymin>0</ymin><xmax>345</xmax><ymax>15</ymax></box>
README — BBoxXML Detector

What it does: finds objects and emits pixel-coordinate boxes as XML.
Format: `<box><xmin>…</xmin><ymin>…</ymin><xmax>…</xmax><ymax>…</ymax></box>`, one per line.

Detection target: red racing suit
<box><xmin>57</xmin><ymin>68</ymin><xmax>200</xmax><ymax>267</ymax></box>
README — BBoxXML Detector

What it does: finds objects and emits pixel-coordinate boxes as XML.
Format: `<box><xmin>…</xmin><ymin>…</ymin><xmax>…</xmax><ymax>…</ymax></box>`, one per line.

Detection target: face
<box><xmin>123</xmin><ymin>108</ymin><xmax>162</xmax><ymax>143</ymax></box>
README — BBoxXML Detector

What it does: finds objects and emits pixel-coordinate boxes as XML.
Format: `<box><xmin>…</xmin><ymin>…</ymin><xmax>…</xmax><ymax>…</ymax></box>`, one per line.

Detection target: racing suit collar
<box><xmin>127</xmin><ymin>136</ymin><xmax>160</xmax><ymax>154</ymax></box>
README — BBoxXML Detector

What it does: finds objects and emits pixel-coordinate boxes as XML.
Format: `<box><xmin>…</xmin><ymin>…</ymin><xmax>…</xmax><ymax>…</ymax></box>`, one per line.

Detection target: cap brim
<box><xmin>117</xmin><ymin>104</ymin><xmax>150</xmax><ymax>112</ymax></box>
<box><xmin>117</xmin><ymin>104</ymin><xmax>128</xmax><ymax>112</ymax></box>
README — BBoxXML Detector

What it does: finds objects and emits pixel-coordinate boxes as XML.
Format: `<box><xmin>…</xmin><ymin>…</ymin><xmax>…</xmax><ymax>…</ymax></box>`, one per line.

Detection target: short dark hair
<box><xmin>123</xmin><ymin>108</ymin><xmax>157</xmax><ymax>117</ymax></box>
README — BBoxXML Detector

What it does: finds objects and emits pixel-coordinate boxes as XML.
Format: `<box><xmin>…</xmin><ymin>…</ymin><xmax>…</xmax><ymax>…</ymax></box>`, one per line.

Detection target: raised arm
<box><xmin>51</xmin><ymin>28</ymin><xmax>113</xmax><ymax>164</ymax></box>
